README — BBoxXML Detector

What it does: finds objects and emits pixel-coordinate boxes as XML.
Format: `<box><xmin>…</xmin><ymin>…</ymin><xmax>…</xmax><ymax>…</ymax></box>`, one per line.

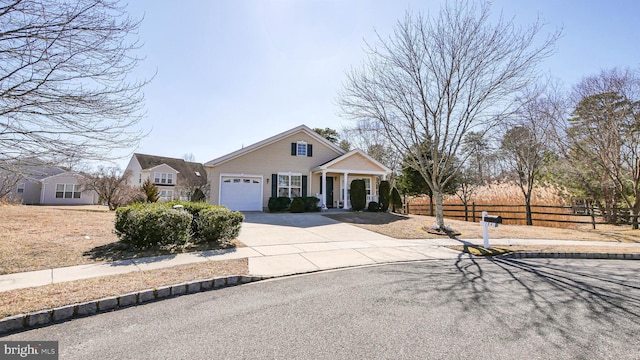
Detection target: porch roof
<box><xmin>311</xmin><ymin>149</ymin><xmax>391</xmax><ymax>175</ymax></box>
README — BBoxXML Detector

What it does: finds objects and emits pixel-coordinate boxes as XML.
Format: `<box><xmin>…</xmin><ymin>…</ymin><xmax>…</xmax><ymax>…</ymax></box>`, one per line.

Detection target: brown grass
<box><xmin>0</xmin><ymin>259</ymin><xmax>248</xmax><ymax>319</ymax></box>
<box><xmin>0</xmin><ymin>205</ymin><xmax>250</xmax><ymax>320</ymax></box>
<box><xmin>0</xmin><ymin>205</ymin><xmax>242</xmax><ymax>275</ymax></box>
<box><xmin>324</xmin><ymin>212</ymin><xmax>640</xmax><ymax>243</ymax></box>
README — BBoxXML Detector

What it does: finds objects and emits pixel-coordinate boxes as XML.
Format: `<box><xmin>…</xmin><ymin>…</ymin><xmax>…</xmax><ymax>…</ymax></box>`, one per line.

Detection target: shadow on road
<box><xmin>383</xmin><ymin>254</ymin><xmax>640</xmax><ymax>352</ymax></box>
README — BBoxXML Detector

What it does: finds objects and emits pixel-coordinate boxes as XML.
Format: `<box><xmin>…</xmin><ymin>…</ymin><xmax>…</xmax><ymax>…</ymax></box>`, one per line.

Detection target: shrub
<box><xmin>303</xmin><ymin>196</ymin><xmax>320</xmax><ymax>212</ymax></box>
<box><xmin>114</xmin><ymin>203</ymin><xmax>192</xmax><ymax>249</ymax></box>
<box><xmin>350</xmin><ymin>179</ymin><xmax>367</xmax><ymax>211</ymax></box>
<box><xmin>115</xmin><ymin>201</ymin><xmax>244</xmax><ymax>249</ymax></box>
<box><xmin>367</xmin><ymin>201</ymin><xmax>380</xmax><ymax>212</ymax></box>
<box><xmin>141</xmin><ymin>178</ymin><xmax>159</xmax><ymax>202</ymax></box>
<box><xmin>379</xmin><ymin>180</ymin><xmax>391</xmax><ymax>212</ymax></box>
<box><xmin>290</xmin><ymin>197</ymin><xmax>306</xmax><ymax>213</ymax></box>
<box><xmin>194</xmin><ymin>207</ymin><xmax>244</xmax><ymax>243</ymax></box>
<box><xmin>391</xmin><ymin>187</ymin><xmax>403</xmax><ymax>212</ymax></box>
<box><xmin>268</xmin><ymin>196</ymin><xmax>291</xmax><ymax>212</ymax></box>
<box><xmin>167</xmin><ymin>200</ymin><xmax>216</xmax><ymax>238</ymax></box>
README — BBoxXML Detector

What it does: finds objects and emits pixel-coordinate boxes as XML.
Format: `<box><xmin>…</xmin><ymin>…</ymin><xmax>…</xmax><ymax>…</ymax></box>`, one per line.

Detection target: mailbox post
<box><xmin>481</xmin><ymin>211</ymin><xmax>503</xmax><ymax>248</ymax></box>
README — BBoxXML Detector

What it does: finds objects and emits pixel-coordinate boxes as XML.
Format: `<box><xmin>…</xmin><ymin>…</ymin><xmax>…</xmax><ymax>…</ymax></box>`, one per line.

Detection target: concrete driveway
<box><xmin>238</xmin><ymin>212</ymin><xmax>462</xmax><ymax>277</ymax></box>
<box><xmin>238</xmin><ymin>212</ymin><xmax>395</xmax><ymax>246</ymax></box>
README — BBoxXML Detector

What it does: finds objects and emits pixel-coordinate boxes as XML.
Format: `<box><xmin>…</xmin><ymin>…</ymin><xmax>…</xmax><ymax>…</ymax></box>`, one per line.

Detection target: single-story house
<box><xmin>204</xmin><ymin>124</ymin><xmax>391</xmax><ymax>211</ymax></box>
<box><xmin>38</xmin><ymin>171</ymin><xmax>100</xmax><ymax>205</ymax></box>
<box><xmin>2</xmin><ymin>166</ymin><xmax>99</xmax><ymax>205</ymax></box>
<box><xmin>125</xmin><ymin>153</ymin><xmax>208</xmax><ymax>201</ymax></box>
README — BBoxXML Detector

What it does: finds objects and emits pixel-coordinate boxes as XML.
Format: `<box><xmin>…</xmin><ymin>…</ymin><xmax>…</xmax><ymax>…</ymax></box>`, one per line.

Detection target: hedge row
<box><xmin>268</xmin><ymin>196</ymin><xmax>320</xmax><ymax>212</ymax></box>
<box><xmin>114</xmin><ymin>201</ymin><xmax>244</xmax><ymax>249</ymax></box>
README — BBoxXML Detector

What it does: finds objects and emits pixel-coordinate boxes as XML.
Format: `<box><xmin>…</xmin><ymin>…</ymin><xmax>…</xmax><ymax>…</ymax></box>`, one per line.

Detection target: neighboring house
<box><xmin>125</xmin><ymin>153</ymin><xmax>208</xmax><ymax>201</ymax></box>
<box><xmin>1</xmin><ymin>166</ymin><xmax>99</xmax><ymax>205</ymax></box>
<box><xmin>39</xmin><ymin>172</ymin><xmax>99</xmax><ymax>205</ymax></box>
<box><xmin>204</xmin><ymin>124</ymin><xmax>391</xmax><ymax>211</ymax></box>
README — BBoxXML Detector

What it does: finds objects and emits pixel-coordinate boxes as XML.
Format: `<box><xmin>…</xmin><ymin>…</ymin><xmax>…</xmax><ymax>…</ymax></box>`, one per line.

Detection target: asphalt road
<box><xmin>4</xmin><ymin>258</ymin><xmax>640</xmax><ymax>359</ymax></box>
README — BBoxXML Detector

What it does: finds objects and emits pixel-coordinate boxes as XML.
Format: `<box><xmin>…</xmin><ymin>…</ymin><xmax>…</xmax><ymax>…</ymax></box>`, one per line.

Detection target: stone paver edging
<box><xmin>2</xmin><ymin>249</ymin><xmax>639</xmax><ymax>336</ymax></box>
<box><xmin>0</xmin><ymin>274</ymin><xmax>267</xmax><ymax>336</ymax></box>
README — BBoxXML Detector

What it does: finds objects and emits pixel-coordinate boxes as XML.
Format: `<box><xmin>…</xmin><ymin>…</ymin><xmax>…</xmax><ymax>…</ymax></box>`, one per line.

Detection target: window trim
<box><xmin>277</xmin><ymin>173</ymin><xmax>302</xmax><ymax>198</ymax></box>
<box><xmin>296</xmin><ymin>141</ymin><xmax>307</xmax><ymax>157</ymax></box>
<box><xmin>16</xmin><ymin>182</ymin><xmax>25</xmax><ymax>193</ymax></box>
<box><xmin>55</xmin><ymin>184</ymin><xmax>81</xmax><ymax>199</ymax></box>
<box><xmin>154</xmin><ymin>172</ymin><xmax>174</xmax><ymax>185</ymax></box>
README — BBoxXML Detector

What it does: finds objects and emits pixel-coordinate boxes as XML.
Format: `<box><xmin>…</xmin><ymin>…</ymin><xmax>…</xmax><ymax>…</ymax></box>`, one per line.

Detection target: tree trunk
<box><xmin>429</xmin><ymin>195</ymin><xmax>434</xmax><ymax>217</ymax></box>
<box><xmin>434</xmin><ymin>189</ymin><xmax>445</xmax><ymax>229</ymax></box>
<box><xmin>525</xmin><ymin>196</ymin><xmax>532</xmax><ymax>226</ymax></box>
<box><xmin>632</xmin><ymin>197</ymin><xmax>640</xmax><ymax>230</ymax></box>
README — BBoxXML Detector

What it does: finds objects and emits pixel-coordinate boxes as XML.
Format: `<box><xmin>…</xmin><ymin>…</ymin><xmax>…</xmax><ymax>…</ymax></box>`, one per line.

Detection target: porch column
<box><xmin>321</xmin><ymin>170</ymin><xmax>327</xmax><ymax>209</ymax></box>
<box><xmin>343</xmin><ymin>172</ymin><xmax>349</xmax><ymax>209</ymax></box>
<box><xmin>382</xmin><ymin>173</ymin><xmax>387</xmax><ymax>181</ymax></box>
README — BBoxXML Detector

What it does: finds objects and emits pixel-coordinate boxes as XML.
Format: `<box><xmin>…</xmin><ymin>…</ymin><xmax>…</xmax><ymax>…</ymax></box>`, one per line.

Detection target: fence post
<box><xmin>406</xmin><ymin>203</ymin><xmax>410</xmax><ymax>215</ymax></box>
<box><xmin>472</xmin><ymin>202</ymin><xmax>476</xmax><ymax>222</ymax></box>
<box><xmin>464</xmin><ymin>203</ymin><xmax>468</xmax><ymax>222</ymax></box>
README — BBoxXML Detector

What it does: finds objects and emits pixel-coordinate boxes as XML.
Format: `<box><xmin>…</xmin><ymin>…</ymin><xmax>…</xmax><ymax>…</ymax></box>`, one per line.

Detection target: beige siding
<box><xmin>149</xmin><ymin>164</ymin><xmax>178</xmax><ymax>185</ymax></box>
<box><xmin>208</xmin><ymin>132</ymin><xmax>341</xmax><ymax>208</ymax></box>
<box><xmin>328</xmin><ymin>152</ymin><xmax>387</xmax><ymax>172</ymax></box>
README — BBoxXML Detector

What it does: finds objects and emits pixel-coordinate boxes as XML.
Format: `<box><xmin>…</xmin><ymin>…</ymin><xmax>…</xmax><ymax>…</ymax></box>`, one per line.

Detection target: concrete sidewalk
<box><xmin>2</xmin><ymin>237</ymin><xmax>639</xmax><ymax>293</ymax></box>
<box><xmin>2</xmin><ymin>212</ymin><xmax>640</xmax><ymax>293</ymax></box>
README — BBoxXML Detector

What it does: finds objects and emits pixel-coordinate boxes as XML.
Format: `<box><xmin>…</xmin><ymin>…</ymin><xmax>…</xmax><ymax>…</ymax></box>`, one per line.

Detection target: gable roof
<box><xmin>39</xmin><ymin>171</ymin><xmax>86</xmax><ymax>182</ymax></box>
<box><xmin>313</xmin><ymin>149</ymin><xmax>392</xmax><ymax>174</ymax></box>
<box><xmin>204</xmin><ymin>124</ymin><xmax>346</xmax><ymax>167</ymax></box>
<box><xmin>0</xmin><ymin>165</ymin><xmax>67</xmax><ymax>180</ymax></box>
<box><xmin>133</xmin><ymin>153</ymin><xmax>207</xmax><ymax>186</ymax></box>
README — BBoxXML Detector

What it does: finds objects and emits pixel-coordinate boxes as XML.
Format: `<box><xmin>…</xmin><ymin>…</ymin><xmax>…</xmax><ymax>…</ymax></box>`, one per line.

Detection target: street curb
<box><xmin>499</xmin><ymin>252</ymin><xmax>640</xmax><ymax>260</ymax></box>
<box><xmin>0</xmin><ymin>274</ymin><xmax>267</xmax><ymax>336</ymax></box>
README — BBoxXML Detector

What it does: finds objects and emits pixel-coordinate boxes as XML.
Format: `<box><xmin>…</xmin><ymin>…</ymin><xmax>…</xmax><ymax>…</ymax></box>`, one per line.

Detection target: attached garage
<box><xmin>219</xmin><ymin>175</ymin><xmax>263</xmax><ymax>211</ymax></box>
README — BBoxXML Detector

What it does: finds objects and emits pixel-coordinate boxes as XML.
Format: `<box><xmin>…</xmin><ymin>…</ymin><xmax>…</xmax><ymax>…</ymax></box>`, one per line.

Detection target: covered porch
<box><xmin>310</xmin><ymin>150</ymin><xmax>391</xmax><ymax>210</ymax></box>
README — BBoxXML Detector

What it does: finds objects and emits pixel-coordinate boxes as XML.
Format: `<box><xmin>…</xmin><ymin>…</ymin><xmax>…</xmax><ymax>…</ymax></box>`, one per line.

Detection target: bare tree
<box><xmin>82</xmin><ymin>167</ymin><xmax>142</xmax><ymax>210</ymax></box>
<box><xmin>339</xmin><ymin>1</ymin><xmax>559</xmax><ymax>229</ymax></box>
<box><xmin>0</xmin><ymin>0</ymin><xmax>149</xmax><ymax>175</ymax></box>
<box><xmin>341</xmin><ymin>119</ymin><xmax>402</xmax><ymax>182</ymax></box>
<box><xmin>501</xmin><ymin>87</ymin><xmax>560</xmax><ymax>225</ymax></box>
<box><xmin>557</xmin><ymin>68</ymin><xmax>640</xmax><ymax>228</ymax></box>
<box><xmin>182</xmin><ymin>153</ymin><xmax>196</xmax><ymax>162</ymax></box>
<box><xmin>0</xmin><ymin>170</ymin><xmax>20</xmax><ymax>199</ymax></box>
<box><xmin>179</xmin><ymin>177</ymin><xmax>210</xmax><ymax>202</ymax></box>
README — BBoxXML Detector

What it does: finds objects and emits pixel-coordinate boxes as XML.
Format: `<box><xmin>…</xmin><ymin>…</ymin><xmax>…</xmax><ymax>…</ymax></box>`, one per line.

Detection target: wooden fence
<box><xmin>403</xmin><ymin>202</ymin><xmax>639</xmax><ymax>229</ymax></box>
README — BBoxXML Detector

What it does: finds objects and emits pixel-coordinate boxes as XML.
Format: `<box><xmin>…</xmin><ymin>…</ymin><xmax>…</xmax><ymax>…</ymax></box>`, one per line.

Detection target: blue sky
<box><xmin>119</xmin><ymin>0</ymin><xmax>640</xmax><ymax>167</ymax></box>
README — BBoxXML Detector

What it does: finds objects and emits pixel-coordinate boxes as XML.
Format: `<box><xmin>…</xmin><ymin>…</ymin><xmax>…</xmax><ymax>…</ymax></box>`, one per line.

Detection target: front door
<box><xmin>326</xmin><ymin>177</ymin><xmax>334</xmax><ymax>208</ymax></box>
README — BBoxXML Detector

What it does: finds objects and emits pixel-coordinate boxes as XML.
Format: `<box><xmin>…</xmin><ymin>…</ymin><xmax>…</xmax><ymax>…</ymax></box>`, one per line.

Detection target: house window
<box><xmin>363</xmin><ymin>178</ymin><xmax>371</xmax><ymax>196</ymax></box>
<box><xmin>278</xmin><ymin>173</ymin><xmax>302</xmax><ymax>198</ymax></box>
<box><xmin>16</xmin><ymin>183</ymin><xmax>24</xmax><ymax>193</ymax></box>
<box><xmin>55</xmin><ymin>184</ymin><xmax>81</xmax><ymax>199</ymax></box>
<box><xmin>159</xmin><ymin>190</ymin><xmax>174</xmax><ymax>201</ymax></box>
<box><xmin>154</xmin><ymin>172</ymin><xmax>174</xmax><ymax>185</ymax></box>
<box><xmin>296</xmin><ymin>141</ymin><xmax>307</xmax><ymax>156</ymax></box>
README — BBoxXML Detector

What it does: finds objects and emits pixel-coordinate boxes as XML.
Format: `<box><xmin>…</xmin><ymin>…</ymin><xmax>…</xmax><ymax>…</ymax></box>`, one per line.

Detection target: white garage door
<box><xmin>220</xmin><ymin>176</ymin><xmax>263</xmax><ymax>211</ymax></box>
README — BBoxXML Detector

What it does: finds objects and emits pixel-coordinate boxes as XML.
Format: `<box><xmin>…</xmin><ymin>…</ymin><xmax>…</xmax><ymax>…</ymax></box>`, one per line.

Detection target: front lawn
<box><xmin>0</xmin><ymin>205</ymin><xmax>243</xmax><ymax>275</ymax></box>
<box><xmin>323</xmin><ymin>211</ymin><xmax>640</xmax><ymax>243</ymax></box>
